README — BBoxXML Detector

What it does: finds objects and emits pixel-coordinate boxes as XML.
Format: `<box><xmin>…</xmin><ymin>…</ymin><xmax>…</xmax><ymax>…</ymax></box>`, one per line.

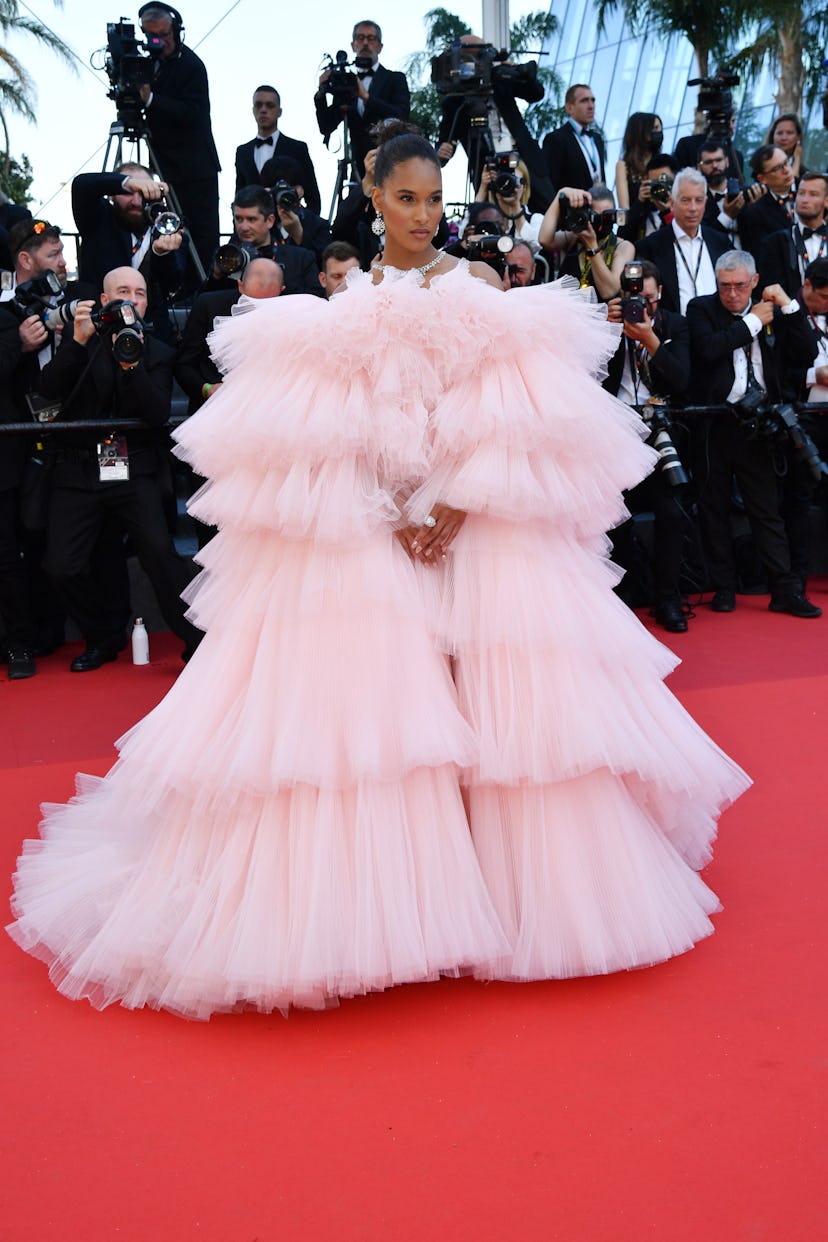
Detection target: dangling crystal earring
<box><xmin>371</xmin><ymin>213</ymin><xmax>385</xmax><ymax>236</ymax></box>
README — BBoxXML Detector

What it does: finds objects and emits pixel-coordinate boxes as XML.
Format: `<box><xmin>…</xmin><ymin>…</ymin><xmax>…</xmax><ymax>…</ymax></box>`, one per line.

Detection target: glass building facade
<box><xmin>539</xmin><ymin>1</ymin><xmax>827</xmax><ymax>190</ymax></box>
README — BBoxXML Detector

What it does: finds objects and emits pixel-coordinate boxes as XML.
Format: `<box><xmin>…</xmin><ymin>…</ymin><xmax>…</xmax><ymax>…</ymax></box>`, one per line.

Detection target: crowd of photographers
<box><xmin>1</xmin><ymin>7</ymin><xmax>828</xmax><ymax>679</ymax></box>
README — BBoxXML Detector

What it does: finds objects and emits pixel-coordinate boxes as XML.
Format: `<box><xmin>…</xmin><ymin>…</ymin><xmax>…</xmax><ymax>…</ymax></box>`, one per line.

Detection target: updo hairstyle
<box><xmin>372</xmin><ymin>119</ymin><xmax>441</xmax><ymax>186</ymax></box>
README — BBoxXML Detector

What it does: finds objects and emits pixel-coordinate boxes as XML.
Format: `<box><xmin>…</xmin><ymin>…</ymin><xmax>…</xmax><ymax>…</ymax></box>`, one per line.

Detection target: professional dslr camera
<box><xmin>640</xmin><ymin>400</ymin><xmax>689</xmax><ymax>489</ymax></box>
<box><xmin>465</xmin><ymin>222</ymin><xmax>515</xmax><ymax>277</ymax></box>
<box><xmin>101</xmin><ymin>20</ymin><xmax>164</xmax><ymax>136</ymax></box>
<box><xmin>91</xmin><ymin>299</ymin><xmax>144</xmax><ymax>365</ymax></box>
<box><xmin>734</xmin><ymin>392</ymin><xmax>828</xmax><ymax>484</ymax></box>
<box><xmin>648</xmin><ymin>173</ymin><xmax>673</xmax><ymax>209</ymax></box>
<box><xmin>320</xmin><ymin>50</ymin><xmax>373</xmax><ymax>107</ymax></box>
<box><xmin>144</xmin><ymin>199</ymin><xmax>181</xmax><ymax>236</ymax></box>
<box><xmin>431</xmin><ymin>40</ymin><xmax>537</xmax><ymax>99</ymax></box>
<box><xmin>272</xmin><ymin>181</ymin><xmax>300</xmax><ymax>214</ymax></box>
<box><xmin>9</xmin><ymin>270</ymin><xmax>66</xmax><ymax>326</ymax></box>
<box><xmin>687</xmin><ymin>70</ymin><xmax>740</xmax><ymax>142</ymax></box>
<box><xmin>558</xmin><ymin>193</ymin><xmax>625</xmax><ymax>235</ymax></box>
<box><xmin>212</xmin><ymin>241</ymin><xmax>258</xmax><ymax>281</ymax></box>
<box><xmin>620</xmin><ymin>261</ymin><xmax>648</xmax><ymax>325</ymax></box>
<box><xmin>484</xmin><ymin>151</ymin><xmax>520</xmax><ymax>197</ymax></box>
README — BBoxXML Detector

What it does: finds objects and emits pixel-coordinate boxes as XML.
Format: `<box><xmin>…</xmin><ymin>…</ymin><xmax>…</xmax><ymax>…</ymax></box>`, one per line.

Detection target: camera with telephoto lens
<box><xmin>213</xmin><ymin>241</ymin><xmax>258</xmax><ymax>280</ymax></box>
<box><xmin>558</xmin><ymin>194</ymin><xmax>625</xmax><ymax>236</ymax></box>
<box><xmin>466</xmin><ymin>229</ymin><xmax>515</xmax><ymax>277</ymax></box>
<box><xmin>144</xmin><ymin>198</ymin><xmax>181</xmax><ymax>236</ymax></box>
<box><xmin>484</xmin><ymin>151</ymin><xmax>520</xmax><ymax>197</ymax></box>
<box><xmin>272</xmin><ymin>180</ymin><xmax>300</xmax><ymax>214</ymax></box>
<box><xmin>9</xmin><ymin>270</ymin><xmax>73</xmax><ymax>330</ymax></box>
<box><xmin>91</xmin><ymin>298</ymin><xmax>143</xmax><ymax>365</ymax></box>
<box><xmin>620</xmin><ymin>261</ymin><xmax>648</xmax><ymax>325</ymax></box>
<box><xmin>321</xmin><ymin>50</ymin><xmax>373</xmax><ymax>106</ymax></box>
<box><xmin>735</xmin><ymin>396</ymin><xmax>828</xmax><ymax>484</ymax></box>
<box><xmin>103</xmin><ymin>20</ymin><xmax>164</xmax><ymax>137</ymax></box>
<box><xmin>431</xmin><ymin>40</ymin><xmax>537</xmax><ymax>98</ymax></box>
<box><xmin>640</xmin><ymin>400</ymin><xmax>689</xmax><ymax>488</ymax></box>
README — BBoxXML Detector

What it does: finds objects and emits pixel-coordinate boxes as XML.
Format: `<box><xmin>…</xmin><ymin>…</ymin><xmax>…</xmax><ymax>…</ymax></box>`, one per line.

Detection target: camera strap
<box><xmin>626</xmin><ymin>337</ymin><xmax>654</xmax><ymax>400</ymax></box>
<box><xmin>673</xmin><ymin>236</ymin><xmax>704</xmax><ymax>298</ymax></box>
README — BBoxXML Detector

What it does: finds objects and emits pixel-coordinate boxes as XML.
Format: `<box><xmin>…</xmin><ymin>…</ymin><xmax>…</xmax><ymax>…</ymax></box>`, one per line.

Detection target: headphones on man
<box><xmin>137</xmin><ymin>3</ymin><xmax>185</xmax><ymax>40</ymax></box>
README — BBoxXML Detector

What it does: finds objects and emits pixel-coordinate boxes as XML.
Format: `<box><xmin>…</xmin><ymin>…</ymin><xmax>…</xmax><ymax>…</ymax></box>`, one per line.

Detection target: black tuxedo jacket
<box><xmin>315</xmin><ymin>63</ymin><xmax>410</xmax><ymax>175</ymax></box>
<box><xmin>757</xmin><ymin>225</ymin><xmax>821</xmax><ymax>297</ymax></box>
<box><xmin>686</xmin><ymin>292</ymin><xmax>816</xmax><ymax>405</ymax></box>
<box><xmin>542</xmin><ymin>122</ymin><xmax>606</xmax><ymax>194</ymax></box>
<box><xmin>234</xmin><ymin>133</ymin><xmax>321</xmax><ymax>214</ymax></box>
<box><xmin>0</xmin><ymin>303</ymin><xmax>24</xmax><ymax>489</ymax></box>
<box><xmin>144</xmin><ymin>45</ymin><xmax>221</xmax><ymax>182</ymax></box>
<box><xmin>176</xmin><ymin>289</ymin><xmax>240</xmax><ymax>412</ymax></box>
<box><xmin>635</xmin><ymin>225</ymin><xmax>732</xmax><ymax>315</ymax></box>
<box><xmin>738</xmin><ymin>192</ymin><xmax>796</xmax><ymax>262</ymax></box>
<box><xmin>38</xmin><ymin>332</ymin><xmax>175</xmax><ymax>477</ymax></box>
<box><xmin>603</xmin><ymin>308</ymin><xmax>690</xmax><ymax>401</ymax></box>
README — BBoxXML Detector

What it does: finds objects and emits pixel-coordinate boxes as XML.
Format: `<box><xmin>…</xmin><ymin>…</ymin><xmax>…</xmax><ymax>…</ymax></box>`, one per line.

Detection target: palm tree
<box><xmin>728</xmin><ymin>0</ymin><xmax>828</xmax><ymax>116</ymax></box>
<box><xmin>0</xmin><ymin>0</ymin><xmax>77</xmax><ymax>178</ymax></box>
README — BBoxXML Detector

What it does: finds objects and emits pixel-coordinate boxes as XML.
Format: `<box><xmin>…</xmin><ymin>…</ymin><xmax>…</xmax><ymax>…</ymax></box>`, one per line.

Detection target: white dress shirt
<box><xmin>672</xmin><ymin>220</ymin><xmax>716</xmax><ymax>313</ymax></box>
<box><xmin>253</xmin><ymin>128</ymin><xmax>280</xmax><ymax>173</ymax></box>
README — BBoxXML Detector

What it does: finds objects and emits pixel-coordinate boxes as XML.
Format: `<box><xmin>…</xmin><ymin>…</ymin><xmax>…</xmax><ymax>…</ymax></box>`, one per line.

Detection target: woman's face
<box><xmin>772</xmin><ymin>119</ymin><xmax>799</xmax><ymax>154</ymax></box>
<box><xmin>372</xmin><ymin>158</ymin><xmax>443</xmax><ymax>253</ymax></box>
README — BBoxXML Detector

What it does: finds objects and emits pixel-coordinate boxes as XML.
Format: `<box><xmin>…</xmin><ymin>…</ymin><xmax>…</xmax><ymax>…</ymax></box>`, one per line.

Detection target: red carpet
<box><xmin>2</xmin><ymin>593</ymin><xmax>827</xmax><ymax>1241</ymax></box>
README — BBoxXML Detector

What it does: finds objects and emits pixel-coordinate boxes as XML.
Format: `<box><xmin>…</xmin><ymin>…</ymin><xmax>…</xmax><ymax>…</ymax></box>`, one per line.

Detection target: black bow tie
<box><xmin>803</xmin><ymin>225</ymin><xmax>827</xmax><ymax>240</ymax></box>
<box><xmin>712</xmin><ymin>192</ymin><xmax>726</xmax><ymax>202</ymax></box>
<box><xmin>254</xmin><ymin>135</ymin><xmax>273</xmax><ymax>148</ymax></box>
<box><xmin>358</xmin><ymin>69</ymin><xmax>374</xmax><ymax>79</ymax></box>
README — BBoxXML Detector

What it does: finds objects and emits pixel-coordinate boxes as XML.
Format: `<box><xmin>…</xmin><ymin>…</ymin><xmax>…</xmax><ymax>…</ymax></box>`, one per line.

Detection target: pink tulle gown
<box><xmin>7</xmin><ymin>263</ymin><xmax>749</xmax><ymax>1016</ymax></box>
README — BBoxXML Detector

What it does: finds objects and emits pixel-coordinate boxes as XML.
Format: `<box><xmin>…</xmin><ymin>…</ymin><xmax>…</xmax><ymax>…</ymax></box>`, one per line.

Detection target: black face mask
<box><xmin>649</xmin><ymin>130</ymin><xmax>664</xmax><ymax>153</ymax></box>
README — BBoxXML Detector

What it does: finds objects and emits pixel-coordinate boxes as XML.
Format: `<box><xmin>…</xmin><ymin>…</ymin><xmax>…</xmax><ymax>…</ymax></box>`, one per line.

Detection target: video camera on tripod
<box><xmin>103</xmin><ymin>19</ymin><xmax>164</xmax><ymax>137</ymax></box>
<box><xmin>431</xmin><ymin>40</ymin><xmax>537</xmax><ymax>99</ymax></box>
<box><xmin>320</xmin><ymin>50</ymin><xmax>374</xmax><ymax>108</ymax></box>
<box><xmin>687</xmin><ymin>70</ymin><xmax>740</xmax><ymax>144</ymax></box>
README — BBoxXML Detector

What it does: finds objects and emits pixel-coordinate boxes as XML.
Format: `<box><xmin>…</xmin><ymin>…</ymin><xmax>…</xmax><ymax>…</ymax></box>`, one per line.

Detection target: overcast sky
<box><xmin>7</xmin><ymin>0</ymin><xmax>547</xmax><ymax>234</ymax></box>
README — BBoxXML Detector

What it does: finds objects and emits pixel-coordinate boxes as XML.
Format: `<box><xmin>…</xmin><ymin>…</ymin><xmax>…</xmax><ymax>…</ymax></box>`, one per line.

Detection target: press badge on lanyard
<box><xmin>98</xmin><ymin>435</ymin><xmax>129</xmax><ymax>481</ymax></box>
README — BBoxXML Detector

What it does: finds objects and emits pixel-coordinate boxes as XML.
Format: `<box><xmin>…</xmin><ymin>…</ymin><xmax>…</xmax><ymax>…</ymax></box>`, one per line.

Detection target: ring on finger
<box><xmin>423</xmin><ymin>515</ymin><xmax>437</xmax><ymax>528</ymax></box>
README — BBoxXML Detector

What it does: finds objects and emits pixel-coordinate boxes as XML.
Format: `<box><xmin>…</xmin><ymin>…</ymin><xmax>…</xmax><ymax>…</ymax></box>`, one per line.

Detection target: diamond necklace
<box><xmin>374</xmin><ymin>250</ymin><xmax>446</xmax><ymax>276</ymax></box>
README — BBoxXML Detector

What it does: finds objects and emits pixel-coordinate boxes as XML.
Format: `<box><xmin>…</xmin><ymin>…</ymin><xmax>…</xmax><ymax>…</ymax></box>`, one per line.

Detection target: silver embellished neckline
<box><xmin>374</xmin><ymin>250</ymin><xmax>446</xmax><ymax>277</ymax></box>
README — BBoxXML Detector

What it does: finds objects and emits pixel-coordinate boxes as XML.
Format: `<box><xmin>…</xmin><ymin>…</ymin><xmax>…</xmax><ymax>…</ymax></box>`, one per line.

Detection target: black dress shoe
<box><xmin>8</xmin><ymin>649</ymin><xmax>36</xmax><ymax>680</ymax></box>
<box><xmin>768</xmin><ymin>593</ymin><xmax>823</xmax><ymax>619</ymax></box>
<box><xmin>70</xmin><ymin>643</ymin><xmax>121</xmax><ymax>672</ymax></box>
<box><xmin>653</xmin><ymin>600</ymin><xmax>688</xmax><ymax>633</ymax></box>
<box><xmin>711</xmin><ymin>589</ymin><xmax>736</xmax><ymax>612</ymax></box>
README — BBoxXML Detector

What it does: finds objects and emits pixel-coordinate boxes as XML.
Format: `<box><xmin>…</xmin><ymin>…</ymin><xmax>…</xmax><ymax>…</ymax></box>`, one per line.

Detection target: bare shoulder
<box><xmin>467</xmin><ymin>260</ymin><xmax>505</xmax><ymax>290</ymax></box>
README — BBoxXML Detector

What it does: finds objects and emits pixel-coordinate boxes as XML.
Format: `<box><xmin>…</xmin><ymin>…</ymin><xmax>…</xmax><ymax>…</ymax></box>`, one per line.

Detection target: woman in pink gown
<box><xmin>6</xmin><ymin>125</ymin><xmax>749</xmax><ymax>1017</ymax></box>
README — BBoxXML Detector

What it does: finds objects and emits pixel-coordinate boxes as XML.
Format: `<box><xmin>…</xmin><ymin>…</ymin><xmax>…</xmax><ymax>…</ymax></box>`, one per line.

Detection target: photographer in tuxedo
<box><xmin>686</xmin><ymin>250</ymin><xmax>820</xmax><ymax>617</ymax></box>
<box><xmin>604</xmin><ymin>260</ymin><xmax>693</xmax><ymax>632</ymax></box>
<box><xmin>235</xmin><ymin>85</ymin><xmax>321</xmax><ymax>214</ymax></box>
<box><xmin>137</xmin><ymin>4</ymin><xmax>221</xmax><ymax>273</ymax></box>
<box><xmin>39</xmin><ymin>266</ymin><xmax>202</xmax><ymax>669</ymax></box>
<box><xmin>315</xmin><ymin>20</ymin><xmax>410</xmax><ymax>179</ymax></box>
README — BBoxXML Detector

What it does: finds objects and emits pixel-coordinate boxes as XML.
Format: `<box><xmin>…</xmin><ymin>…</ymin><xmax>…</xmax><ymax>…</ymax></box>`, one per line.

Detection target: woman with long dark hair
<box><xmin>615</xmin><ymin>112</ymin><xmax>664</xmax><ymax>210</ymax></box>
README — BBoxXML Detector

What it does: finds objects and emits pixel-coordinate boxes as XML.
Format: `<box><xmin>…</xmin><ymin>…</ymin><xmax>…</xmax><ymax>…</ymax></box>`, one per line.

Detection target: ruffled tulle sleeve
<box><xmin>172</xmin><ymin>279</ymin><xmax>432</xmax><ymax>543</ymax></box>
<box><xmin>406</xmin><ymin>273</ymin><xmax>657</xmax><ymax>538</ymax></box>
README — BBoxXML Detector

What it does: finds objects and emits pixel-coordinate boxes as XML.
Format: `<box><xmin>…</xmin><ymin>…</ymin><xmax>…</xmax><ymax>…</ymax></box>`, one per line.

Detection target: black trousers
<box><xmin>614</xmin><ymin>469</ymin><xmax>690</xmax><ymax>602</ymax></box>
<box><xmin>0</xmin><ymin>486</ymin><xmax>34</xmax><ymax>648</ymax></box>
<box><xmin>692</xmin><ymin>413</ymin><xmax>798</xmax><ymax>595</ymax></box>
<box><xmin>779</xmin><ymin>413</ymin><xmax>828</xmax><ymax>584</ymax></box>
<box><xmin>169</xmin><ymin>175</ymin><xmax>220</xmax><ymax>283</ymax></box>
<box><xmin>46</xmin><ymin>469</ymin><xmax>201</xmax><ymax>649</ymax></box>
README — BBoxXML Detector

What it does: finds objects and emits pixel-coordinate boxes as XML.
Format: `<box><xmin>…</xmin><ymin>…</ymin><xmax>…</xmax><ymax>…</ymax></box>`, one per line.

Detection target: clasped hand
<box><xmin>396</xmin><ymin>504</ymin><xmax>467</xmax><ymax>565</ymax></box>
